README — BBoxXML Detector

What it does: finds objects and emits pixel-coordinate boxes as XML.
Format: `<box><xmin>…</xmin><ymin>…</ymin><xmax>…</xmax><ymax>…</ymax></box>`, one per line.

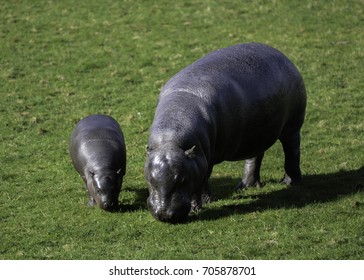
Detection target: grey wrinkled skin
<box><xmin>145</xmin><ymin>43</ymin><xmax>306</xmax><ymax>223</ymax></box>
<box><xmin>70</xmin><ymin>114</ymin><xmax>126</xmax><ymax>211</ymax></box>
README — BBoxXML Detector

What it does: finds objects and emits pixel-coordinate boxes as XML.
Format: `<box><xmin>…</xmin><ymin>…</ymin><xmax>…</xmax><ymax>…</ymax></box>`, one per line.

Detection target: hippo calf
<box><xmin>70</xmin><ymin>114</ymin><xmax>126</xmax><ymax>211</ymax></box>
<box><xmin>145</xmin><ymin>43</ymin><xmax>306</xmax><ymax>223</ymax></box>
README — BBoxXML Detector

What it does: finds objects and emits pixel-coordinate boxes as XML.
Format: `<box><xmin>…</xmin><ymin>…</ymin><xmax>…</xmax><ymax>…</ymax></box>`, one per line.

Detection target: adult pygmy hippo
<box><xmin>145</xmin><ymin>43</ymin><xmax>306</xmax><ymax>223</ymax></box>
<box><xmin>70</xmin><ymin>114</ymin><xmax>126</xmax><ymax>211</ymax></box>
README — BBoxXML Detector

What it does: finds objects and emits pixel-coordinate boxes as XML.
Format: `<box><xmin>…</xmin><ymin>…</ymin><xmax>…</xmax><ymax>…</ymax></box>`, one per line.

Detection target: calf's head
<box><xmin>87</xmin><ymin>169</ymin><xmax>123</xmax><ymax>211</ymax></box>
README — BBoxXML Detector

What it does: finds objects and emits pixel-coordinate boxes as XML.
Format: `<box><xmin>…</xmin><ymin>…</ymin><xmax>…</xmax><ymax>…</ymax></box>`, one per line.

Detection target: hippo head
<box><xmin>87</xmin><ymin>169</ymin><xmax>123</xmax><ymax>211</ymax></box>
<box><xmin>145</xmin><ymin>144</ymin><xmax>206</xmax><ymax>223</ymax></box>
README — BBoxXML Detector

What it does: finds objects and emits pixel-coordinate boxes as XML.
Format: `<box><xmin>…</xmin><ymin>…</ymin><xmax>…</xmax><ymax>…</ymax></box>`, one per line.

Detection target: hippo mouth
<box><xmin>147</xmin><ymin>192</ymin><xmax>191</xmax><ymax>223</ymax></box>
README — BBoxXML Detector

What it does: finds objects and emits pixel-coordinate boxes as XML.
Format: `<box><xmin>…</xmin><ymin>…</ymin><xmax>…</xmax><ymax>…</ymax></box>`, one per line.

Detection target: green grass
<box><xmin>1</xmin><ymin>0</ymin><xmax>363</xmax><ymax>259</ymax></box>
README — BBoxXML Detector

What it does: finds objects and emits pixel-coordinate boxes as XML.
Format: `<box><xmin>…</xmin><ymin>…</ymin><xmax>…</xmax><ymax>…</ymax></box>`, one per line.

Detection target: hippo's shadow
<box><xmin>195</xmin><ymin>166</ymin><xmax>364</xmax><ymax>222</ymax></box>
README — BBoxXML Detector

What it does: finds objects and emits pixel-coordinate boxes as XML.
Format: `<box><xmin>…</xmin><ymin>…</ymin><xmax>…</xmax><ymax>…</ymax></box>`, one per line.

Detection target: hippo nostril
<box><xmin>101</xmin><ymin>200</ymin><xmax>119</xmax><ymax>211</ymax></box>
<box><xmin>101</xmin><ymin>201</ymin><xmax>112</xmax><ymax>210</ymax></box>
<box><xmin>166</xmin><ymin>210</ymin><xmax>176</xmax><ymax>220</ymax></box>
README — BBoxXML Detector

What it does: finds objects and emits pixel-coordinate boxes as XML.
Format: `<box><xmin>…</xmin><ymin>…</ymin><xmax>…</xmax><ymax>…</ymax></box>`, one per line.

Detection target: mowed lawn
<box><xmin>1</xmin><ymin>0</ymin><xmax>363</xmax><ymax>259</ymax></box>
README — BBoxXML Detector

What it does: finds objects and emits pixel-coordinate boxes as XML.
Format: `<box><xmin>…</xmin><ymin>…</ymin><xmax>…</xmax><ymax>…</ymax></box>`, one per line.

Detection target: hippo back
<box><xmin>156</xmin><ymin>43</ymin><xmax>306</xmax><ymax>163</ymax></box>
<box><xmin>70</xmin><ymin>115</ymin><xmax>126</xmax><ymax>176</ymax></box>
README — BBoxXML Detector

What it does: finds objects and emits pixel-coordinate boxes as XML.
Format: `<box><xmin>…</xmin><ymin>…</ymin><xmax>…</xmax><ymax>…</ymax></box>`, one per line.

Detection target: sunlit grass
<box><xmin>1</xmin><ymin>0</ymin><xmax>363</xmax><ymax>260</ymax></box>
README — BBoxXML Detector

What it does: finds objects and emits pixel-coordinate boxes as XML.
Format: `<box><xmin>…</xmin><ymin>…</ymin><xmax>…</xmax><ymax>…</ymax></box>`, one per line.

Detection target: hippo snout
<box><xmin>147</xmin><ymin>192</ymin><xmax>191</xmax><ymax>223</ymax></box>
<box><xmin>152</xmin><ymin>207</ymin><xmax>190</xmax><ymax>224</ymax></box>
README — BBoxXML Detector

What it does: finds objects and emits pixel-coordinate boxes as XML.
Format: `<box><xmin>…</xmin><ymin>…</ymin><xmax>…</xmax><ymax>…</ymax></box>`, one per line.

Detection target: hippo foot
<box><xmin>234</xmin><ymin>180</ymin><xmax>262</xmax><ymax>191</ymax></box>
<box><xmin>87</xmin><ymin>197</ymin><xmax>96</xmax><ymax>207</ymax></box>
<box><xmin>190</xmin><ymin>186</ymin><xmax>213</xmax><ymax>213</ymax></box>
<box><xmin>280</xmin><ymin>173</ymin><xmax>302</xmax><ymax>186</ymax></box>
<box><xmin>202</xmin><ymin>192</ymin><xmax>213</xmax><ymax>204</ymax></box>
<box><xmin>190</xmin><ymin>199</ymin><xmax>202</xmax><ymax>213</ymax></box>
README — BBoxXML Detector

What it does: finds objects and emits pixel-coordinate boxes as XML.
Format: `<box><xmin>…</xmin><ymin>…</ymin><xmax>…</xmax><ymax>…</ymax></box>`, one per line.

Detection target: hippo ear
<box><xmin>116</xmin><ymin>168</ymin><xmax>124</xmax><ymax>176</ymax></box>
<box><xmin>185</xmin><ymin>145</ymin><xmax>196</xmax><ymax>159</ymax></box>
<box><xmin>146</xmin><ymin>145</ymin><xmax>152</xmax><ymax>154</ymax></box>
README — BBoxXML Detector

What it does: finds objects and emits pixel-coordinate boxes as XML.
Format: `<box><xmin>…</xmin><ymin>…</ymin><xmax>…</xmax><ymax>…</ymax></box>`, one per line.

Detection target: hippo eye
<box><xmin>89</xmin><ymin>171</ymin><xmax>95</xmax><ymax>177</ymax></box>
<box><xmin>174</xmin><ymin>174</ymin><xmax>185</xmax><ymax>184</ymax></box>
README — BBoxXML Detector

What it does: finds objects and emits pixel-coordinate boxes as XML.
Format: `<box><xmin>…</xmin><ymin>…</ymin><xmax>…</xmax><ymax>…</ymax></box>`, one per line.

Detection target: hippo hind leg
<box><xmin>279</xmin><ymin>126</ymin><xmax>302</xmax><ymax>185</ymax></box>
<box><xmin>235</xmin><ymin>152</ymin><xmax>264</xmax><ymax>190</ymax></box>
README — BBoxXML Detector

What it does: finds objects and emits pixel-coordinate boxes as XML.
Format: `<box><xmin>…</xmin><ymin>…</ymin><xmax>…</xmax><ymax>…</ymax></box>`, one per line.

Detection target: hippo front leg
<box><xmin>190</xmin><ymin>180</ymin><xmax>211</xmax><ymax>213</ymax></box>
<box><xmin>190</xmin><ymin>165</ymin><xmax>213</xmax><ymax>212</ymax></box>
<box><xmin>87</xmin><ymin>196</ymin><xmax>96</xmax><ymax>207</ymax></box>
<box><xmin>190</xmin><ymin>190</ymin><xmax>202</xmax><ymax>213</ymax></box>
<box><xmin>81</xmin><ymin>177</ymin><xmax>97</xmax><ymax>207</ymax></box>
<box><xmin>202</xmin><ymin>164</ymin><xmax>213</xmax><ymax>204</ymax></box>
<box><xmin>235</xmin><ymin>153</ymin><xmax>264</xmax><ymax>190</ymax></box>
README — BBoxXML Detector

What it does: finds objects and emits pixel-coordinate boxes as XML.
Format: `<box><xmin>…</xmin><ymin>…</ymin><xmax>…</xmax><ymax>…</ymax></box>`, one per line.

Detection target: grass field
<box><xmin>1</xmin><ymin>0</ymin><xmax>363</xmax><ymax>259</ymax></box>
